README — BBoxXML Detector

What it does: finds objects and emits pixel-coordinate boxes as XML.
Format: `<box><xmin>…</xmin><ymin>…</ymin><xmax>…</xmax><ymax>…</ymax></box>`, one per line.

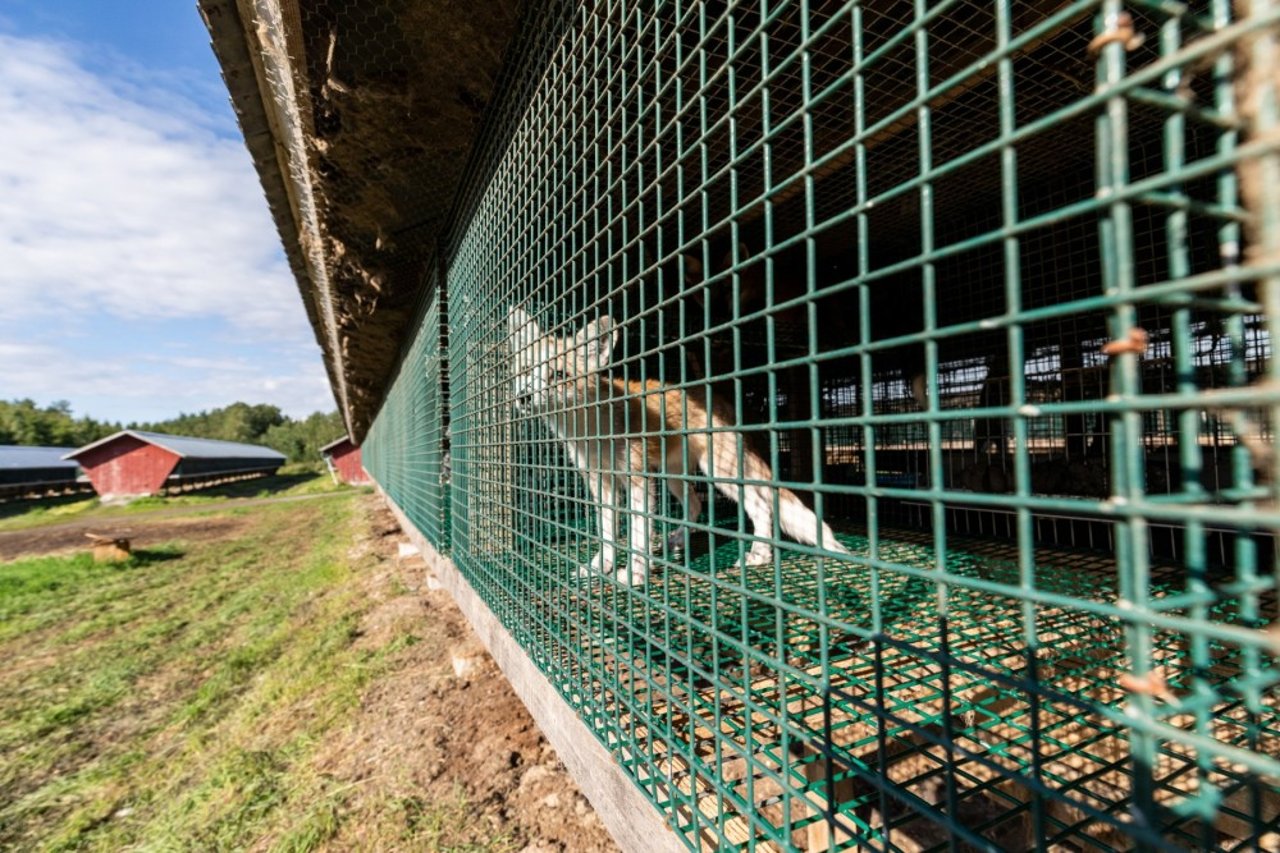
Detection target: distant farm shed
<box><xmin>0</xmin><ymin>446</ymin><xmax>88</xmax><ymax>500</ymax></box>
<box><xmin>320</xmin><ymin>437</ymin><xmax>370</xmax><ymax>485</ymax></box>
<box><xmin>65</xmin><ymin>431</ymin><xmax>286</xmax><ymax>498</ymax></box>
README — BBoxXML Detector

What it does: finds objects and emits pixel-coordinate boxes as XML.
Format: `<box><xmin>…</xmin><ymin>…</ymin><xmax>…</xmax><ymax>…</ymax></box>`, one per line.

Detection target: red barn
<box><xmin>66</xmin><ymin>430</ymin><xmax>286</xmax><ymax>498</ymax></box>
<box><xmin>320</xmin><ymin>437</ymin><xmax>370</xmax><ymax>485</ymax></box>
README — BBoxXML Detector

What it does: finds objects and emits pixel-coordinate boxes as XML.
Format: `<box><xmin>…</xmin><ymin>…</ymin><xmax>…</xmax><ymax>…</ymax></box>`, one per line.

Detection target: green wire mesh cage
<box><xmin>366</xmin><ymin>273</ymin><xmax>450</xmax><ymax>552</ymax></box>
<box><xmin>367</xmin><ymin>0</ymin><xmax>1280</xmax><ymax>848</ymax></box>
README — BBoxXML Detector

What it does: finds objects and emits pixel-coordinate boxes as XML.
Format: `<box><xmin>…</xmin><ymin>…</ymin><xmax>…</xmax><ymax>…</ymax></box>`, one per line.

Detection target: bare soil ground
<box><xmin>0</xmin><ymin>514</ymin><xmax>253</xmax><ymax>562</ymax></box>
<box><xmin>280</xmin><ymin>495</ymin><xmax>620</xmax><ymax>853</ymax></box>
<box><xmin>0</xmin><ymin>492</ymin><xmax>341</xmax><ymax>562</ymax></box>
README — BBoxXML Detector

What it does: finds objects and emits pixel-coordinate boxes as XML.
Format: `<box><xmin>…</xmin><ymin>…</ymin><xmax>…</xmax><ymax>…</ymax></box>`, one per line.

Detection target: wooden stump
<box><xmin>86</xmin><ymin>533</ymin><xmax>131</xmax><ymax>562</ymax></box>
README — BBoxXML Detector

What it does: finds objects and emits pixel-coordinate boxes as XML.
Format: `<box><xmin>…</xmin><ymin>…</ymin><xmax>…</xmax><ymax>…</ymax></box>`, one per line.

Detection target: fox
<box><xmin>508</xmin><ymin>306</ymin><xmax>850</xmax><ymax>585</ymax></box>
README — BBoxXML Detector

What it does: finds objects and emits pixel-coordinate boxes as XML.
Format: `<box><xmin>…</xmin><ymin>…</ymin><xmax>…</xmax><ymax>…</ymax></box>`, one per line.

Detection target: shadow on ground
<box><xmin>0</xmin><ymin>473</ymin><xmax>333</xmax><ymax>523</ymax></box>
<box><xmin>164</xmin><ymin>473</ymin><xmax>322</xmax><ymax>500</ymax></box>
<box><xmin>0</xmin><ymin>491</ymin><xmax>93</xmax><ymax>522</ymax></box>
<box><xmin>124</xmin><ymin>546</ymin><xmax>186</xmax><ymax>567</ymax></box>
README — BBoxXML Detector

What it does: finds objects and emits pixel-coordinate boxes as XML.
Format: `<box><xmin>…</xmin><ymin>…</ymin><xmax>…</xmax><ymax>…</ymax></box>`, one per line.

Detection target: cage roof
<box><xmin>64</xmin><ymin>431</ymin><xmax>286</xmax><ymax>462</ymax></box>
<box><xmin>0</xmin><ymin>445</ymin><xmax>81</xmax><ymax>470</ymax></box>
<box><xmin>199</xmin><ymin>0</ymin><xmax>522</xmax><ymax>441</ymax></box>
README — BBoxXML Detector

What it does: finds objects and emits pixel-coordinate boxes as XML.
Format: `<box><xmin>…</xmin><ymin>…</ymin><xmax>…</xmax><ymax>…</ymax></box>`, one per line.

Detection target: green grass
<box><xmin>0</xmin><ymin>496</ymin><xmax>101</xmax><ymax>532</ymax></box>
<box><xmin>0</xmin><ymin>493</ymin><xmax>488</xmax><ymax>852</ymax></box>
<box><xmin>0</xmin><ymin>470</ymin><xmax>351</xmax><ymax>533</ymax></box>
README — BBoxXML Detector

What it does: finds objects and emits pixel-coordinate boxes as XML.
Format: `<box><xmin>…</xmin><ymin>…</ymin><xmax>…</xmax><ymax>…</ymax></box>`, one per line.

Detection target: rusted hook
<box><xmin>1101</xmin><ymin>327</ymin><xmax>1149</xmax><ymax>357</ymax></box>
<box><xmin>1089</xmin><ymin>12</ymin><xmax>1146</xmax><ymax>56</ymax></box>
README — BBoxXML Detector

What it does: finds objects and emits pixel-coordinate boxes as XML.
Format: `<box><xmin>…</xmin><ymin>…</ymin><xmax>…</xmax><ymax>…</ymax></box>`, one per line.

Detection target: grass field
<box><xmin>0</xmin><ymin>466</ymin><xmax>348</xmax><ymax>534</ymax></box>
<box><xmin>0</xmin><ymin>488</ymin><xmax>515</xmax><ymax>852</ymax></box>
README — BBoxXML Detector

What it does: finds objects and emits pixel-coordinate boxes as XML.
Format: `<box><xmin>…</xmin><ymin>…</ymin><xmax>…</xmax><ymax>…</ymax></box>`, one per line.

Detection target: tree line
<box><xmin>0</xmin><ymin>399</ymin><xmax>345</xmax><ymax>464</ymax></box>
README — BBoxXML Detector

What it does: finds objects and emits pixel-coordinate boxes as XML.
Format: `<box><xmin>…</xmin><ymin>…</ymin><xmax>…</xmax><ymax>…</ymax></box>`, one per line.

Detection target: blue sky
<box><xmin>0</xmin><ymin>1</ymin><xmax>334</xmax><ymax>424</ymax></box>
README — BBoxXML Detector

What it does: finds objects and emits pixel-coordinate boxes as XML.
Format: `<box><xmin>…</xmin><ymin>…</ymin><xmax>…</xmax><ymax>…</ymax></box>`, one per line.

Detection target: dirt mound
<box><xmin>306</xmin><ymin>496</ymin><xmax>617</xmax><ymax>853</ymax></box>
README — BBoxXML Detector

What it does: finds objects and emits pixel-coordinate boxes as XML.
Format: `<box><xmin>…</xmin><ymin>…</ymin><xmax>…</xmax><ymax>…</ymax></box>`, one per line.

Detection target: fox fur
<box><xmin>508</xmin><ymin>307</ymin><xmax>850</xmax><ymax>585</ymax></box>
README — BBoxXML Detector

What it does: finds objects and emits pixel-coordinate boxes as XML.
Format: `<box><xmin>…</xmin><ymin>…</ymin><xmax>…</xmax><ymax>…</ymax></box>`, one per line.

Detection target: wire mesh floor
<box><xmin>467</xmin><ymin>524</ymin><xmax>1279</xmax><ymax>851</ymax></box>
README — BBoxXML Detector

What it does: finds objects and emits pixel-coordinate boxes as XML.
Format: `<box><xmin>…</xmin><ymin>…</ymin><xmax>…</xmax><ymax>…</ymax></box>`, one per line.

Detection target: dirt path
<box><xmin>0</xmin><ymin>492</ymin><xmax>346</xmax><ymax>562</ymax></box>
<box><xmin>303</xmin><ymin>495</ymin><xmax>619</xmax><ymax>852</ymax></box>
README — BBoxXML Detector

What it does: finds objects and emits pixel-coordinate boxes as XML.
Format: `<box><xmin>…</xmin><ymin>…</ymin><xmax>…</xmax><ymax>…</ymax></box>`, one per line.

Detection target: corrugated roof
<box><xmin>0</xmin><ymin>445</ymin><xmax>81</xmax><ymax>470</ymax></box>
<box><xmin>319</xmin><ymin>436</ymin><xmax>354</xmax><ymax>453</ymax></box>
<box><xmin>64</xmin><ymin>431</ymin><xmax>287</xmax><ymax>462</ymax></box>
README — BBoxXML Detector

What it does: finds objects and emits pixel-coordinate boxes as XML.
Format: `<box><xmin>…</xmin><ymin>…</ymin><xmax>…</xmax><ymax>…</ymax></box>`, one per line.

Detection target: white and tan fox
<box><xmin>508</xmin><ymin>307</ymin><xmax>850</xmax><ymax>585</ymax></box>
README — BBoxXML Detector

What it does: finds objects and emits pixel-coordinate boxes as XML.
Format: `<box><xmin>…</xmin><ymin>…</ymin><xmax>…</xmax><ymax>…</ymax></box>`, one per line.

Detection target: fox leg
<box><xmin>664</xmin><ymin>475</ymin><xmax>702</xmax><ymax>553</ymax></box>
<box><xmin>577</xmin><ymin>477</ymin><xmax>618</xmax><ymax>579</ymax></box>
<box><xmin>740</xmin><ymin>482</ymin><xmax>776</xmax><ymax>566</ymax></box>
<box><xmin>619</xmin><ymin>472</ymin><xmax>653</xmax><ymax>586</ymax></box>
<box><xmin>663</xmin><ymin>443</ymin><xmax>702</xmax><ymax>554</ymax></box>
<box><xmin>700</xmin><ymin>435</ymin><xmax>775</xmax><ymax>567</ymax></box>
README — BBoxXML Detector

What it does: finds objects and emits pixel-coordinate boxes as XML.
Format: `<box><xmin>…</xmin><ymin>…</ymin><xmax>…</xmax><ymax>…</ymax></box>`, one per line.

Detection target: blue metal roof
<box><xmin>65</xmin><ymin>431</ymin><xmax>287</xmax><ymax>462</ymax></box>
<box><xmin>0</xmin><ymin>445</ymin><xmax>81</xmax><ymax>471</ymax></box>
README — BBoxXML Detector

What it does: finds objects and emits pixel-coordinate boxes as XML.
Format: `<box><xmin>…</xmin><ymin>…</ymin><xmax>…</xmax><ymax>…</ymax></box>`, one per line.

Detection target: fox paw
<box><xmin>614</xmin><ymin>559</ymin><xmax>648</xmax><ymax>586</ymax></box>
<box><xmin>611</xmin><ymin>563</ymin><xmax>645</xmax><ymax>584</ymax></box>
<box><xmin>664</xmin><ymin>527</ymin><xmax>689</xmax><ymax>554</ymax></box>
<box><xmin>738</xmin><ymin>546</ymin><xmax>773</xmax><ymax>568</ymax></box>
<box><xmin>576</xmin><ymin>553</ymin><xmax>614</xmax><ymax>580</ymax></box>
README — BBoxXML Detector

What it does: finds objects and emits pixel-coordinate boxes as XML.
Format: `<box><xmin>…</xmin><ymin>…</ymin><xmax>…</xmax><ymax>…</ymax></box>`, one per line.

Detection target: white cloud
<box><xmin>0</xmin><ymin>32</ymin><xmax>306</xmax><ymax>334</ymax></box>
<box><xmin>0</xmin><ymin>31</ymin><xmax>335</xmax><ymax>422</ymax></box>
<box><xmin>0</xmin><ymin>341</ymin><xmax>134</xmax><ymax>393</ymax></box>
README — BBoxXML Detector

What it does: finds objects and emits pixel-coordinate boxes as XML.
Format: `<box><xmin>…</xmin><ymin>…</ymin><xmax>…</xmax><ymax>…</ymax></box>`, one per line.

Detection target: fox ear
<box><xmin>575</xmin><ymin>315</ymin><xmax>619</xmax><ymax>371</ymax></box>
<box><xmin>507</xmin><ymin>306</ymin><xmax>540</xmax><ymax>342</ymax></box>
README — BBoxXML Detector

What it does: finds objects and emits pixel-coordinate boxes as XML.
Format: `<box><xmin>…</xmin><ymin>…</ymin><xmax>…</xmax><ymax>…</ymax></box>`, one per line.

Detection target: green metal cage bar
<box><xmin>367</xmin><ymin>0</ymin><xmax>1280</xmax><ymax>849</ymax></box>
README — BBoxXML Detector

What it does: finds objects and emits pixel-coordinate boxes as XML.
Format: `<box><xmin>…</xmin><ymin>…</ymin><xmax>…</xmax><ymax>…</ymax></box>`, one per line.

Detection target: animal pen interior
<box><xmin>208</xmin><ymin>0</ymin><xmax>1280</xmax><ymax>849</ymax></box>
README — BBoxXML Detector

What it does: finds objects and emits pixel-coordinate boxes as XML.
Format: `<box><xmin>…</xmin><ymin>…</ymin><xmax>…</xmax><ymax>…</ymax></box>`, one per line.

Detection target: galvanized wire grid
<box><xmin>370</xmin><ymin>0</ymin><xmax>1280</xmax><ymax>849</ymax></box>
